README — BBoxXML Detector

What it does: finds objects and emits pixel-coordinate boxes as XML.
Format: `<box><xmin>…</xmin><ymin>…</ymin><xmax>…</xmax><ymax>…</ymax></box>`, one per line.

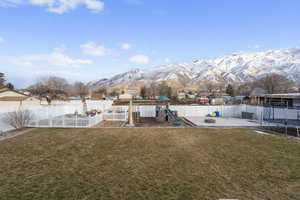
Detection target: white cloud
<box><xmin>34</xmin><ymin>70</ymin><xmax>81</xmax><ymax>79</ymax></box>
<box><xmin>130</xmin><ymin>54</ymin><xmax>149</xmax><ymax>64</ymax></box>
<box><xmin>0</xmin><ymin>0</ymin><xmax>23</xmax><ymax>7</ymax></box>
<box><xmin>29</xmin><ymin>0</ymin><xmax>53</xmax><ymax>6</ymax></box>
<box><xmin>12</xmin><ymin>49</ymin><xmax>93</xmax><ymax>67</ymax></box>
<box><xmin>0</xmin><ymin>0</ymin><xmax>104</xmax><ymax>14</ymax></box>
<box><xmin>81</xmin><ymin>42</ymin><xmax>110</xmax><ymax>56</ymax></box>
<box><xmin>47</xmin><ymin>0</ymin><xmax>104</xmax><ymax>14</ymax></box>
<box><xmin>120</xmin><ymin>43</ymin><xmax>132</xmax><ymax>50</ymax></box>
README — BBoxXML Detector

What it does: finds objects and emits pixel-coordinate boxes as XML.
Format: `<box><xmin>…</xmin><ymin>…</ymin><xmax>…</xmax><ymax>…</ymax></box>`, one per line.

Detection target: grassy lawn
<box><xmin>0</xmin><ymin>128</ymin><xmax>300</xmax><ymax>200</ymax></box>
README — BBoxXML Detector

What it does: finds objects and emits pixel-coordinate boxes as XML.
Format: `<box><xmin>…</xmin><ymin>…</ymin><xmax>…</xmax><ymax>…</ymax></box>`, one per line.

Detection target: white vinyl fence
<box><xmin>0</xmin><ymin>113</ymin><xmax>15</xmax><ymax>132</ymax></box>
<box><xmin>27</xmin><ymin>112</ymin><xmax>104</xmax><ymax>128</ymax></box>
<box><xmin>103</xmin><ymin>112</ymin><xmax>127</xmax><ymax>121</ymax></box>
<box><xmin>0</xmin><ymin>100</ymin><xmax>114</xmax><ymax>131</ymax></box>
<box><xmin>263</xmin><ymin>107</ymin><xmax>300</xmax><ymax>120</ymax></box>
<box><xmin>112</xmin><ymin>105</ymin><xmax>156</xmax><ymax>117</ymax></box>
<box><xmin>111</xmin><ymin>105</ymin><xmax>298</xmax><ymax>122</ymax></box>
<box><xmin>169</xmin><ymin>105</ymin><xmax>244</xmax><ymax>118</ymax></box>
<box><xmin>26</xmin><ymin>100</ymin><xmax>114</xmax><ymax>128</ymax></box>
<box><xmin>112</xmin><ymin>105</ymin><xmax>250</xmax><ymax>119</ymax></box>
<box><xmin>2</xmin><ymin>102</ymin><xmax>300</xmax><ymax>132</ymax></box>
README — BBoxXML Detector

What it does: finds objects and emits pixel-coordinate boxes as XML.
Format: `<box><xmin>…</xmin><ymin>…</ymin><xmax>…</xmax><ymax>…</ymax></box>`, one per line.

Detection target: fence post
<box><xmin>36</xmin><ymin>109</ymin><xmax>39</xmax><ymax>127</ymax></box>
<box><xmin>75</xmin><ymin>114</ymin><xmax>78</xmax><ymax>128</ymax></box>
<box><xmin>88</xmin><ymin>116</ymin><xmax>91</xmax><ymax>127</ymax></box>
<box><xmin>260</xmin><ymin>111</ymin><xmax>263</xmax><ymax>126</ymax></box>
<box><xmin>49</xmin><ymin>106</ymin><xmax>53</xmax><ymax>127</ymax></box>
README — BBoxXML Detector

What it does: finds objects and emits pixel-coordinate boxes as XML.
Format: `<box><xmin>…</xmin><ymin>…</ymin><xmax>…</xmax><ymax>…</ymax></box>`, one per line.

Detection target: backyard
<box><xmin>0</xmin><ymin>128</ymin><xmax>300</xmax><ymax>200</ymax></box>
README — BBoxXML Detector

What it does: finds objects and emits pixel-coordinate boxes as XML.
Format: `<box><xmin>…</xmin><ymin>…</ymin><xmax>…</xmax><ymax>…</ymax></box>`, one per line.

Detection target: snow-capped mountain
<box><xmin>88</xmin><ymin>48</ymin><xmax>300</xmax><ymax>90</ymax></box>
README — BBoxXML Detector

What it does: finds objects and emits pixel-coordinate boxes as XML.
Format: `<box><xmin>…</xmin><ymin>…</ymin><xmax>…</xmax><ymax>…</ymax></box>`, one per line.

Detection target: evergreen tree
<box><xmin>140</xmin><ymin>86</ymin><xmax>147</xmax><ymax>99</ymax></box>
<box><xmin>0</xmin><ymin>72</ymin><xmax>5</xmax><ymax>87</ymax></box>
<box><xmin>6</xmin><ymin>83</ymin><xmax>14</xmax><ymax>90</ymax></box>
<box><xmin>226</xmin><ymin>84</ymin><xmax>235</xmax><ymax>97</ymax></box>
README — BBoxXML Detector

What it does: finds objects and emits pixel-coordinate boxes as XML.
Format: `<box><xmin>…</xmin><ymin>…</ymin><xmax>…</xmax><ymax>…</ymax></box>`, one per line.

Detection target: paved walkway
<box><xmin>0</xmin><ymin>128</ymin><xmax>35</xmax><ymax>141</ymax></box>
<box><xmin>186</xmin><ymin>117</ymin><xmax>260</xmax><ymax>127</ymax></box>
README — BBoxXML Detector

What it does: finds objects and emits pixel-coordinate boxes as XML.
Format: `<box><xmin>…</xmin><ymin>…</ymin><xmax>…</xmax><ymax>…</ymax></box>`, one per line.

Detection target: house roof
<box><xmin>0</xmin><ymin>87</ymin><xmax>30</xmax><ymax>97</ymax></box>
<box><xmin>0</xmin><ymin>87</ymin><xmax>9</xmax><ymax>92</ymax></box>
<box><xmin>119</xmin><ymin>93</ymin><xmax>133</xmax><ymax>98</ymax></box>
<box><xmin>264</xmin><ymin>93</ymin><xmax>300</xmax><ymax>99</ymax></box>
<box><xmin>91</xmin><ymin>93</ymin><xmax>106</xmax><ymax>99</ymax></box>
<box><xmin>250</xmin><ymin>88</ymin><xmax>266</xmax><ymax>96</ymax></box>
<box><xmin>0</xmin><ymin>96</ymin><xmax>30</xmax><ymax>101</ymax></box>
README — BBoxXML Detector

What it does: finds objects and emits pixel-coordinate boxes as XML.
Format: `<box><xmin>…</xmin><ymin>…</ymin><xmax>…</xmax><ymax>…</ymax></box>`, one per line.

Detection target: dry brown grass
<box><xmin>0</xmin><ymin>128</ymin><xmax>300</xmax><ymax>200</ymax></box>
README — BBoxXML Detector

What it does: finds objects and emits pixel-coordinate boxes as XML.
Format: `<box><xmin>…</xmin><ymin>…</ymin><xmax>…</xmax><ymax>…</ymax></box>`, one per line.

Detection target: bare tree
<box><xmin>109</xmin><ymin>90</ymin><xmax>119</xmax><ymax>97</ymax></box>
<box><xmin>145</xmin><ymin>82</ymin><xmax>158</xmax><ymax>98</ymax></box>
<box><xmin>158</xmin><ymin>81</ymin><xmax>173</xmax><ymax>98</ymax></box>
<box><xmin>254</xmin><ymin>74</ymin><xmax>296</xmax><ymax>94</ymax></box>
<box><xmin>2</xmin><ymin>110</ymin><xmax>33</xmax><ymax>129</ymax></box>
<box><xmin>96</xmin><ymin>88</ymin><xmax>107</xmax><ymax>95</ymax></box>
<box><xmin>28</xmin><ymin>76</ymin><xmax>70</xmax><ymax>100</ymax></box>
<box><xmin>203</xmin><ymin>81</ymin><xmax>215</xmax><ymax>93</ymax></box>
<box><xmin>73</xmin><ymin>81</ymin><xmax>88</xmax><ymax>98</ymax></box>
<box><xmin>236</xmin><ymin>83</ymin><xmax>252</xmax><ymax>96</ymax></box>
<box><xmin>235</xmin><ymin>74</ymin><xmax>296</xmax><ymax>95</ymax></box>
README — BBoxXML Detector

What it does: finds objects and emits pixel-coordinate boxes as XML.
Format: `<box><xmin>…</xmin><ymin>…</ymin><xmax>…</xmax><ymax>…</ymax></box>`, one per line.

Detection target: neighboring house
<box><xmin>235</xmin><ymin>96</ymin><xmax>247</xmax><ymax>104</ymax></box>
<box><xmin>177</xmin><ymin>91</ymin><xmax>196</xmax><ymax>100</ymax></box>
<box><xmin>0</xmin><ymin>87</ymin><xmax>26</xmax><ymax>97</ymax></box>
<box><xmin>252</xmin><ymin>93</ymin><xmax>300</xmax><ymax>107</ymax></box>
<box><xmin>177</xmin><ymin>92</ymin><xmax>186</xmax><ymax>100</ymax></box>
<box><xmin>0</xmin><ymin>87</ymin><xmax>40</xmax><ymax>109</ymax></box>
<box><xmin>119</xmin><ymin>93</ymin><xmax>133</xmax><ymax>100</ymax></box>
<box><xmin>250</xmin><ymin>88</ymin><xmax>266</xmax><ymax>105</ymax></box>
<box><xmin>196</xmin><ymin>96</ymin><xmax>209</xmax><ymax>104</ymax></box>
<box><xmin>19</xmin><ymin>89</ymin><xmax>31</xmax><ymax>96</ymax></box>
<box><xmin>221</xmin><ymin>96</ymin><xmax>232</xmax><ymax>104</ymax></box>
<box><xmin>91</xmin><ymin>92</ymin><xmax>106</xmax><ymax>100</ymax></box>
<box><xmin>197</xmin><ymin>92</ymin><xmax>211</xmax><ymax>97</ymax></box>
<box><xmin>68</xmin><ymin>96</ymin><xmax>82</xmax><ymax>101</ymax></box>
<box><xmin>119</xmin><ymin>88</ymin><xmax>140</xmax><ymax>100</ymax></box>
<box><xmin>186</xmin><ymin>93</ymin><xmax>196</xmax><ymax>99</ymax></box>
<box><xmin>209</xmin><ymin>97</ymin><xmax>225</xmax><ymax>105</ymax></box>
<box><xmin>126</xmin><ymin>89</ymin><xmax>140</xmax><ymax>99</ymax></box>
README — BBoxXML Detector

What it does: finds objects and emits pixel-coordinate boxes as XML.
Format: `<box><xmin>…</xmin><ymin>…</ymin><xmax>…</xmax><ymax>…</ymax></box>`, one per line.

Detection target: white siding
<box><xmin>0</xmin><ymin>91</ymin><xmax>25</xmax><ymax>97</ymax></box>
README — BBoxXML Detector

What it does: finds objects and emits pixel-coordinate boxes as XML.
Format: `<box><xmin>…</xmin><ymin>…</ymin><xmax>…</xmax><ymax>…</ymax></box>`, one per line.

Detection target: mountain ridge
<box><xmin>88</xmin><ymin>48</ymin><xmax>300</xmax><ymax>90</ymax></box>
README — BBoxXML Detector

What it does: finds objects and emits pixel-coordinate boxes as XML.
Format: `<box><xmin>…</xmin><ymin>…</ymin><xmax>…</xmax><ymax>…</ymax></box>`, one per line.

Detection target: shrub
<box><xmin>2</xmin><ymin>110</ymin><xmax>33</xmax><ymax>129</ymax></box>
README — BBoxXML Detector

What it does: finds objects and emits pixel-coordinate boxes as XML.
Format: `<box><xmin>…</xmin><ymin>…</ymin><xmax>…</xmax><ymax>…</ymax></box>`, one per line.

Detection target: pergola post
<box><xmin>126</xmin><ymin>99</ymin><xmax>135</xmax><ymax>127</ymax></box>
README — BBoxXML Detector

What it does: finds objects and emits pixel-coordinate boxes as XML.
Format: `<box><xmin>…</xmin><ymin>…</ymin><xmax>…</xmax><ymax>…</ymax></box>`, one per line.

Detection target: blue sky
<box><xmin>1</xmin><ymin>0</ymin><xmax>300</xmax><ymax>88</ymax></box>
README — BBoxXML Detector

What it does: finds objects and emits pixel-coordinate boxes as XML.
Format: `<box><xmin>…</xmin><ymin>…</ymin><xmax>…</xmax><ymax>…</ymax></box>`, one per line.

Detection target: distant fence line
<box><xmin>112</xmin><ymin>105</ymin><xmax>264</xmax><ymax>119</ymax></box>
<box><xmin>113</xmin><ymin>104</ymin><xmax>300</xmax><ymax>126</ymax></box>
<box><xmin>1</xmin><ymin>103</ymin><xmax>300</xmax><ymax>132</ymax></box>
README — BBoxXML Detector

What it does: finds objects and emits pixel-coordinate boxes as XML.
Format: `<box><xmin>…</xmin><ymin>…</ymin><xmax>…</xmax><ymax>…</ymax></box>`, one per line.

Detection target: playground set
<box><xmin>155</xmin><ymin>105</ymin><xmax>182</xmax><ymax>126</ymax></box>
